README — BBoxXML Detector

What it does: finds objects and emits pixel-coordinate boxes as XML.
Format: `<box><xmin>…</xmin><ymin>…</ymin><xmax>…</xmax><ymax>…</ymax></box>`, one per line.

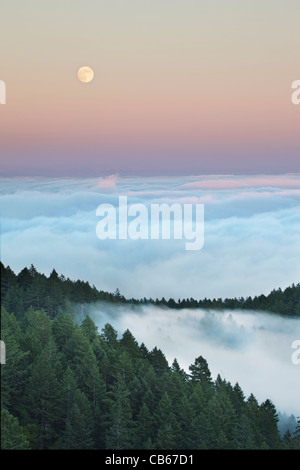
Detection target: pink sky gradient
<box><xmin>1</xmin><ymin>0</ymin><xmax>299</xmax><ymax>176</ymax></box>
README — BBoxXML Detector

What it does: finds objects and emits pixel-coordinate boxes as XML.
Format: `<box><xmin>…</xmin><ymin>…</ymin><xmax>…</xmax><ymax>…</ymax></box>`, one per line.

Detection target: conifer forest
<box><xmin>1</xmin><ymin>263</ymin><xmax>299</xmax><ymax>450</ymax></box>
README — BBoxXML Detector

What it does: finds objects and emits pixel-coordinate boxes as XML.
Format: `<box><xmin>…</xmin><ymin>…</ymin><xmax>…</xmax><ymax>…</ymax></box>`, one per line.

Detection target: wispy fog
<box><xmin>77</xmin><ymin>303</ymin><xmax>300</xmax><ymax>417</ymax></box>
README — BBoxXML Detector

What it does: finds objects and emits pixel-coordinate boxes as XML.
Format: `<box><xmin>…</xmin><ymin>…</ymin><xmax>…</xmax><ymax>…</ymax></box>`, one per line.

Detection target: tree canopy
<box><xmin>1</xmin><ymin>263</ymin><xmax>299</xmax><ymax>320</ymax></box>
<box><xmin>1</xmin><ymin>263</ymin><xmax>299</xmax><ymax>449</ymax></box>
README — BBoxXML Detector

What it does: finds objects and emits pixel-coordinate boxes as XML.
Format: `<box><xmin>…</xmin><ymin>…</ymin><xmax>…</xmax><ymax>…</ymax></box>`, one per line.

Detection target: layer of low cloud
<box><xmin>0</xmin><ymin>174</ymin><xmax>299</xmax><ymax>300</ymax></box>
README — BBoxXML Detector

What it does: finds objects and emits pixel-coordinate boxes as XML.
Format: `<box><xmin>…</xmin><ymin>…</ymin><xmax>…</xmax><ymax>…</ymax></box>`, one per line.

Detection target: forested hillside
<box><xmin>1</xmin><ymin>263</ymin><xmax>300</xmax><ymax>320</ymax></box>
<box><xmin>1</xmin><ymin>263</ymin><xmax>300</xmax><ymax>449</ymax></box>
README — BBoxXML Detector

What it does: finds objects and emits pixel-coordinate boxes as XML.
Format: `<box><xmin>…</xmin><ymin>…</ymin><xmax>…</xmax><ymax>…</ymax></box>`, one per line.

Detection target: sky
<box><xmin>1</xmin><ymin>0</ymin><xmax>300</xmax><ymax>175</ymax></box>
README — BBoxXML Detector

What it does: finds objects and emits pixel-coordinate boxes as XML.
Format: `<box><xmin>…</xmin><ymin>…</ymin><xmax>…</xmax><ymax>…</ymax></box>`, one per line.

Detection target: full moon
<box><xmin>77</xmin><ymin>66</ymin><xmax>94</xmax><ymax>83</ymax></box>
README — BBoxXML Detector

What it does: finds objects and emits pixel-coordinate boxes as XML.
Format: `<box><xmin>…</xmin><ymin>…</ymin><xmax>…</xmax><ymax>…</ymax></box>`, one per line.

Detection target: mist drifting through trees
<box><xmin>1</xmin><ymin>264</ymin><xmax>300</xmax><ymax>450</ymax></box>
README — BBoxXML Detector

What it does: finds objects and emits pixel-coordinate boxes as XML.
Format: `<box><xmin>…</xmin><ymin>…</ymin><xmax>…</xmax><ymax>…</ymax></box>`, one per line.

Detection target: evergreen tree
<box><xmin>105</xmin><ymin>373</ymin><xmax>135</xmax><ymax>449</ymax></box>
<box><xmin>231</xmin><ymin>382</ymin><xmax>246</xmax><ymax>415</ymax></box>
<box><xmin>135</xmin><ymin>402</ymin><xmax>154</xmax><ymax>449</ymax></box>
<box><xmin>25</xmin><ymin>268</ymin><xmax>46</xmax><ymax>311</ymax></box>
<box><xmin>246</xmin><ymin>393</ymin><xmax>264</xmax><ymax>447</ymax></box>
<box><xmin>60</xmin><ymin>366</ymin><xmax>78</xmax><ymax>420</ymax></box>
<box><xmin>101</xmin><ymin>323</ymin><xmax>119</xmax><ymax>348</ymax></box>
<box><xmin>155</xmin><ymin>392</ymin><xmax>177</xmax><ymax>449</ymax></box>
<box><xmin>188</xmin><ymin>382</ymin><xmax>211</xmax><ymax>449</ymax></box>
<box><xmin>171</xmin><ymin>358</ymin><xmax>188</xmax><ymax>381</ymax></box>
<box><xmin>99</xmin><ymin>323</ymin><xmax>120</xmax><ymax>388</ymax></box>
<box><xmin>149</xmin><ymin>347</ymin><xmax>169</xmax><ymax>376</ymax></box>
<box><xmin>176</xmin><ymin>394</ymin><xmax>196</xmax><ymax>449</ymax></box>
<box><xmin>189</xmin><ymin>355</ymin><xmax>214</xmax><ymax>400</ymax></box>
<box><xmin>139</xmin><ymin>342</ymin><xmax>151</xmax><ymax>360</ymax></box>
<box><xmin>52</xmin><ymin>312</ymin><xmax>75</xmax><ymax>351</ymax></box>
<box><xmin>1</xmin><ymin>408</ymin><xmax>29</xmax><ymax>449</ymax></box>
<box><xmin>81</xmin><ymin>314</ymin><xmax>98</xmax><ymax>343</ymax></box>
<box><xmin>259</xmin><ymin>399</ymin><xmax>281</xmax><ymax>449</ymax></box>
<box><xmin>290</xmin><ymin>417</ymin><xmax>300</xmax><ymax>449</ymax></box>
<box><xmin>189</xmin><ymin>355</ymin><xmax>212</xmax><ymax>384</ymax></box>
<box><xmin>23</xmin><ymin>349</ymin><xmax>62</xmax><ymax>449</ymax></box>
<box><xmin>1</xmin><ymin>307</ymin><xmax>30</xmax><ymax>413</ymax></box>
<box><xmin>63</xmin><ymin>389</ymin><xmax>95</xmax><ymax>449</ymax></box>
<box><xmin>17</xmin><ymin>267</ymin><xmax>33</xmax><ymax>292</ymax></box>
<box><xmin>63</xmin><ymin>324</ymin><xmax>101</xmax><ymax>397</ymax></box>
<box><xmin>207</xmin><ymin>395</ymin><xmax>229</xmax><ymax>448</ymax></box>
<box><xmin>120</xmin><ymin>329</ymin><xmax>142</xmax><ymax>359</ymax></box>
<box><xmin>113</xmin><ymin>350</ymin><xmax>135</xmax><ymax>389</ymax></box>
<box><xmin>215</xmin><ymin>379</ymin><xmax>239</xmax><ymax>448</ymax></box>
<box><xmin>2</xmin><ymin>285</ymin><xmax>25</xmax><ymax>321</ymax></box>
<box><xmin>234</xmin><ymin>413</ymin><xmax>255</xmax><ymax>449</ymax></box>
<box><xmin>0</xmin><ymin>263</ymin><xmax>17</xmax><ymax>299</ymax></box>
<box><xmin>22</xmin><ymin>307</ymin><xmax>52</xmax><ymax>362</ymax></box>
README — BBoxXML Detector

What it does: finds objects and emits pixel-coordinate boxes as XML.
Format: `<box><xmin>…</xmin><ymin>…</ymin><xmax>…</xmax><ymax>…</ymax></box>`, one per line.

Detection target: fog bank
<box><xmin>77</xmin><ymin>303</ymin><xmax>300</xmax><ymax>417</ymax></box>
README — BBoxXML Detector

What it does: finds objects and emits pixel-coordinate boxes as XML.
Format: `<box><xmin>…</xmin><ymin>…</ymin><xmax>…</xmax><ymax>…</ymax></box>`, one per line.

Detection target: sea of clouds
<box><xmin>0</xmin><ymin>173</ymin><xmax>299</xmax><ymax>300</ymax></box>
<box><xmin>0</xmin><ymin>173</ymin><xmax>299</xmax><ymax>415</ymax></box>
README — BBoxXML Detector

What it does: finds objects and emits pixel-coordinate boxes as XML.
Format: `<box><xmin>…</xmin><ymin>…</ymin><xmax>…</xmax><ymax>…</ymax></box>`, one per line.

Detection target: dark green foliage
<box><xmin>1</xmin><ymin>264</ymin><xmax>299</xmax><ymax>450</ymax></box>
<box><xmin>291</xmin><ymin>418</ymin><xmax>300</xmax><ymax>449</ymax></box>
<box><xmin>1</xmin><ymin>307</ymin><xmax>30</xmax><ymax>412</ymax></box>
<box><xmin>1</xmin><ymin>263</ymin><xmax>299</xmax><ymax>317</ymax></box>
<box><xmin>23</xmin><ymin>349</ymin><xmax>62</xmax><ymax>448</ymax></box>
<box><xmin>189</xmin><ymin>355</ymin><xmax>213</xmax><ymax>384</ymax></box>
<box><xmin>1</xmin><ymin>408</ymin><xmax>29</xmax><ymax>449</ymax></box>
<box><xmin>105</xmin><ymin>373</ymin><xmax>135</xmax><ymax>449</ymax></box>
<box><xmin>154</xmin><ymin>392</ymin><xmax>178</xmax><ymax>449</ymax></box>
<box><xmin>52</xmin><ymin>312</ymin><xmax>75</xmax><ymax>351</ymax></box>
<box><xmin>135</xmin><ymin>402</ymin><xmax>154</xmax><ymax>448</ymax></box>
<box><xmin>258</xmin><ymin>399</ymin><xmax>281</xmax><ymax>449</ymax></box>
<box><xmin>62</xmin><ymin>389</ymin><xmax>95</xmax><ymax>449</ymax></box>
<box><xmin>149</xmin><ymin>347</ymin><xmax>170</xmax><ymax>376</ymax></box>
